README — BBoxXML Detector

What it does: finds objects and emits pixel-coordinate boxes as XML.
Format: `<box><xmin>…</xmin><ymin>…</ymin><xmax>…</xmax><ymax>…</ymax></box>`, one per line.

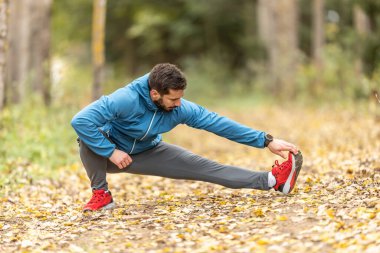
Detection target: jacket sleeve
<box><xmin>180</xmin><ymin>100</ymin><xmax>266</xmax><ymax>148</ymax></box>
<box><xmin>71</xmin><ymin>94</ymin><xmax>124</xmax><ymax>158</ymax></box>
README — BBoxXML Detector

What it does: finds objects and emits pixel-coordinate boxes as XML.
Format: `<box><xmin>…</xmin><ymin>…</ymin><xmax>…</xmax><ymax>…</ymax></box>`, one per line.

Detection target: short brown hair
<box><xmin>148</xmin><ymin>63</ymin><xmax>187</xmax><ymax>95</ymax></box>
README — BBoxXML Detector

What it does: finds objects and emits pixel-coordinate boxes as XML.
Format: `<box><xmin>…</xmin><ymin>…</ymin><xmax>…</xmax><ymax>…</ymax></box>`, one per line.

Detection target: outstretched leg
<box><xmin>125</xmin><ymin>142</ymin><xmax>271</xmax><ymax>190</ymax></box>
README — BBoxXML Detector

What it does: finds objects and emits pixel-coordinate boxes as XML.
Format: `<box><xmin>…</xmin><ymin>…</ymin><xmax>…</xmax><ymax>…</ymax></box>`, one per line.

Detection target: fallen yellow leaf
<box><xmin>326</xmin><ymin>208</ymin><xmax>335</xmax><ymax>219</ymax></box>
<box><xmin>305</xmin><ymin>177</ymin><xmax>313</xmax><ymax>184</ymax></box>
<box><xmin>252</xmin><ymin>208</ymin><xmax>265</xmax><ymax>217</ymax></box>
<box><xmin>304</xmin><ymin>185</ymin><xmax>312</xmax><ymax>193</ymax></box>
<box><xmin>177</xmin><ymin>233</ymin><xmax>185</xmax><ymax>239</ymax></box>
<box><xmin>256</xmin><ymin>238</ymin><xmax>269</xmax><ymax>245</ymax></box>
<box><xmin>276</xmin><ymin>215</ymin><xmax>288</xmax><ymax>221</ymax></box>
<box><xmin>218</xmin><ymin>225</ymin><xmax>228</xmax><ymax>233</ymax></box>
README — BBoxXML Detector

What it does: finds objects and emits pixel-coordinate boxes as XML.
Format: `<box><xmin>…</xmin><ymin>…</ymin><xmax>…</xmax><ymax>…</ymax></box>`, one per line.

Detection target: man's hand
<box><xmin>267</xmin><ymin>139</ymin><xmax>298</xmax><ymax>159</ymax></box>
<box><xmin>109</xmin><ymin>149</ymin><xmax>133</xmax><ymax>169</ymax></box>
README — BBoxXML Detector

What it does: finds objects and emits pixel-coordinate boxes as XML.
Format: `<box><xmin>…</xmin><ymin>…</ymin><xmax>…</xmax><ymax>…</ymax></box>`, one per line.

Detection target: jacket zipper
<box><xmin>130</xmin><ymin>110</ymin><xmax>157</xmax><ymax>154</ymax></box>
<box><xmin>140</xmin><ymin>110</ymin><xmax>157</xmax><ymax>141</ymax></box>
<box><xmin>130</xmin><ymin>139</ymin><xmax>137</xmax><ymax>154</ymax></box>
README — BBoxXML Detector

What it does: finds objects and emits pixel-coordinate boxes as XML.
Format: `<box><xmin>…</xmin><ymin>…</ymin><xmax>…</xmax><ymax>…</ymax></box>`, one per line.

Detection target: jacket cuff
<box><xmin>257</xmin><ymin>132</ymin><xmax>266</xmax><ymax>148</ymax></box>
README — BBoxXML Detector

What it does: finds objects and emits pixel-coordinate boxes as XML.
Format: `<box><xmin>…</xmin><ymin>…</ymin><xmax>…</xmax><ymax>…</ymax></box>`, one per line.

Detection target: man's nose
<box><xmin>174</xmin><ymin>100</ymin><xmax>181</xmax><ymax>107</ymax></box>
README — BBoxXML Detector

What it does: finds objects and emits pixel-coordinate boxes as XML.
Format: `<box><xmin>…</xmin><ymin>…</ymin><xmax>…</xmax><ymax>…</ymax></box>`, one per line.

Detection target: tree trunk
<box><xmin>311</xmin><ymin>0</ymin><xmax>325</xmax><ymax>97</ymax></box>
<box><xmin>30</xmin><ymin>0</ymin><xmax>52</xmax><ymax>106</ymax></box>
<box><xmin>7</xmin><ymin>0</ymin><xmax>31</xmax><ymax>104</ymax></box>
<box><xmin>92</xmin><ymin>0</ymin><xmax>107</xmax><ymax>100</ymax></box>
<box><xmin>0</xmin><ymin>0</ymin><xmax>8</xmax><ymax>110</ymax></box>
<box><xmin>312</xmin><ymin>0</ymin><xmax>325</xmax><ymax>67</ymax></box>
<box><xmin>257</xmin><ymin>0</ymin><xmax>271</xmax><ymax>46</ymax></box>
<box><xmin>353</xmin><ymin>5</ymin><xmax>370</xmax><ymax>76</ymax></box>
<box><xmin>354</xmin><ymin>5</ymin><xmax>371</xmax><ymax>36</ymax></box>
<box><xmin>260</xmin><ymin>0</ymin><xmax>299</xmax><ymax>98</ymax></box>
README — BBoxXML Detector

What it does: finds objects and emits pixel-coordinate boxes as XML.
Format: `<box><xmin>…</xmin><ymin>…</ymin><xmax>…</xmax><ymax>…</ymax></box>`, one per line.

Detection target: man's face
<box><xmin>151</xmin><ymin>89</ymin><xmax>184</xmax><ymax>112</ymax></box>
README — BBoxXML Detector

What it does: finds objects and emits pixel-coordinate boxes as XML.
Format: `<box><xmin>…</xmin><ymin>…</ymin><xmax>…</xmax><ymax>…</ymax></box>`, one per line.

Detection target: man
<box><xmin>71</xmin><ymin>63</ymin><xmax>303</xmax><ymax>211</ymax></box>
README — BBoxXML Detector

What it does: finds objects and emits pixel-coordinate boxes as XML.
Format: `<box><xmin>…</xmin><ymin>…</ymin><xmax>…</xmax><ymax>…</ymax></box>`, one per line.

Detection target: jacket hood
<box><xmin>130</xmin><ymin>73</ymin><xmax>158</xmax><ymax>111</ymax></box>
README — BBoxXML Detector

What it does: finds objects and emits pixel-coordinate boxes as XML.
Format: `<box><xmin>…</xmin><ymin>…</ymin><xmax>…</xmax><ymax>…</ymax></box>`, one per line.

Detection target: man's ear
<box><xmin>150</xmin><ymin>89</ymin><xmax>161</xmax><ymax>100</ymax></box>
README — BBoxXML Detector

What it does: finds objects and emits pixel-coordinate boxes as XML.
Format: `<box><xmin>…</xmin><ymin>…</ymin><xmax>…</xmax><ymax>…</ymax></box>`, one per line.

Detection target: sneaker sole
<box><xmin>83</xmin><ymin>201</ymin><xmax>116</xmax><ymax>212</ymax></box>
<box><xmin>102</xmin><ymin>202</ymin><xmax>116</xmax><ymax>210</ymax></box>
<box><xmin>282</xmin><ymin>151</ymin><xmax>303</xmax><ymax>194</ymax></box>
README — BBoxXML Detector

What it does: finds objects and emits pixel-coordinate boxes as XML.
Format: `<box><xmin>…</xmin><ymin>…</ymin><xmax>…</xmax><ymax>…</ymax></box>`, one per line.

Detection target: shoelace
<box><xmin>272</xmin><ymin>160</ymin><xmax>290</xmax><ymax>176</ymax></box>
<box><xmin>88</xmin><ymin>191</ymin><xmax>105</xmax><ymax>204</ymax></box>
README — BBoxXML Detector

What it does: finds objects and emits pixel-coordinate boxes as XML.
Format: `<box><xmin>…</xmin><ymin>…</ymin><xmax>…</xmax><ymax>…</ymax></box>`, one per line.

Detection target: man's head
<box><xmin>149</xmin><ymin>63</ymin><xmax>187</xmax><ymax>112</ymax></box>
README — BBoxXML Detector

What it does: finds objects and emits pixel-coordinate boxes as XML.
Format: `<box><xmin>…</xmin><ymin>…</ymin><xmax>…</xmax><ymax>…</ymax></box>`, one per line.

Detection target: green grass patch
<box><xmin>0</xmin><ymin>101</ymin><xmax>79</xmax><ymax>189</ymax></box>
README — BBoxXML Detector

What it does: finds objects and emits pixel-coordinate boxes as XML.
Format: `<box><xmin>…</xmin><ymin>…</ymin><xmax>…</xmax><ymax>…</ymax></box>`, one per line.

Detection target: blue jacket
<box><xmin>71</xmin><ymin>74</ymin><xmax>266</xmax><ymax>157</ymax></box>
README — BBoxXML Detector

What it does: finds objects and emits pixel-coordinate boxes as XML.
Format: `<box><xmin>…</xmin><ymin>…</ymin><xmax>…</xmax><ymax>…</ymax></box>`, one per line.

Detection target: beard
<box><xmin>153</xmin><ymin>98</ymin><xmax>176</xmax><ymax>112</ymax></box>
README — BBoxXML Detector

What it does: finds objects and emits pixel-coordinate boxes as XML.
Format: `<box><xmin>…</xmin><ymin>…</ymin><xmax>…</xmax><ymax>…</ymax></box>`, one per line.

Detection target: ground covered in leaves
<box><xmin>1</xmin><ymin>105</ymin><xmax>379</xmax><ymax>252</ymax></box>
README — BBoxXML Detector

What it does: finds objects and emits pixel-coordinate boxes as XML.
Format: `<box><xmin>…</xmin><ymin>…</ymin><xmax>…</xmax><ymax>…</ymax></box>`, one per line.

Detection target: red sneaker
<box><xmin>271</xmin><ymin>151</ymin><xmax>303</xmax><ymax>194</ymax></box>
<box><xmin>83</xmin><ymin>189</ymin><xmax>115</xmax><ymax>211</ymax></box>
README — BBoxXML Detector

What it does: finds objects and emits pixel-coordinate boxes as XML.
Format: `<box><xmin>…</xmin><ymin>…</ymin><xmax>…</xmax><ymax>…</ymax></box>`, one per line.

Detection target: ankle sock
<box><xmin>268</xmin><ymin>172</ymin><xmax>276</xmax><ymax>188</ymax></box>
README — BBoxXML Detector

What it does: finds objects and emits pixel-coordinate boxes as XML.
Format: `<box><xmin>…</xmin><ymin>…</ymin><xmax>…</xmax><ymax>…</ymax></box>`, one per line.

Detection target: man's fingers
<box><xmin>109</xmin><ymin>149</ymin><xmax>133</xmax><ymax>169</ymax></box>
<box><xmin>268</xmin><ymin>139</ymin><xmax>299</xmax><ymax>158</ymax></box>
<box><xmin>276</xmin><ymin>150</ymin><xmax>286</xmax><ymax>159</ymax></box>
<box><xmin>283</xmin><ymin>142</ymin><xmax>298</xmax><ymax>154</ymax></box>
<box><xmin>288</xmin><ymin>144</ymin><xmax>298</xmax><ymax>154</ymax></box>
<box><xmin>123</xmin><ymin>156</ymin><xmax>132</xmax><ymax>164</ymax></box>
<box><xmin>286</xmin><ymin>145</ymin><xmax>298</xmax><ymax>154</ymax></box>
<box><xmin>124</xmin><ymin>158</ymin><xmax>132</xmax><ymax>165</ymax></box>
<box><xmin>119</xmin><ymin>158</ymin><xmax>133</xmax><ymax>169</ymax></box>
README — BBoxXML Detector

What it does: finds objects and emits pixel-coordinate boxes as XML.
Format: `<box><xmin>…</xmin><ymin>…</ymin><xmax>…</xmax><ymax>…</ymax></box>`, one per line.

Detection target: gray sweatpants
<box><xmin>79</xmin><ymin>140</ymin><xmax>270</xmax><ymax>191</ymax></box>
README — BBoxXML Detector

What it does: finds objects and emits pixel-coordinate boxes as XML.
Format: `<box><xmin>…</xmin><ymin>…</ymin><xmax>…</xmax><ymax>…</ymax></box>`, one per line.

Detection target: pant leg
<box><xmin>126</xmin><ymin>142</ymin><xmax>270</xmax><ymax>190</ymax></box>
<box><xmin>79</xmin><ymin>138</ymin><xmax>122</xmax><ymax>190</ymax></box>
<box><xmin>79</xmin><ymin>140</ymin><xmax>270</xmax><ymax>191</ymax></box>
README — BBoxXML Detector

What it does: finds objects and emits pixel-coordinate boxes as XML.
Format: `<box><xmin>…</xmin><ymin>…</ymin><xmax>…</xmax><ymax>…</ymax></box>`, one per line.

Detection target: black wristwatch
<box><xmin>264</xmin><ymin>133</ymin><xmax>274</xmax><ymax>147</ymax></box>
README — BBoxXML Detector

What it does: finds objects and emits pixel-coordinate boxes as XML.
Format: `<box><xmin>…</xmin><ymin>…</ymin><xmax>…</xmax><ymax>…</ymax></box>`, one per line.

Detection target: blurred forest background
<box><xmin>1</xmin><ymin>0</ymin><xmax>380</xmax><ymax>108</ymax></box>
<box><xmin>0</xmin><ymin>0</ymin><xmax>379</xmax><ymax>180</ymax></box>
